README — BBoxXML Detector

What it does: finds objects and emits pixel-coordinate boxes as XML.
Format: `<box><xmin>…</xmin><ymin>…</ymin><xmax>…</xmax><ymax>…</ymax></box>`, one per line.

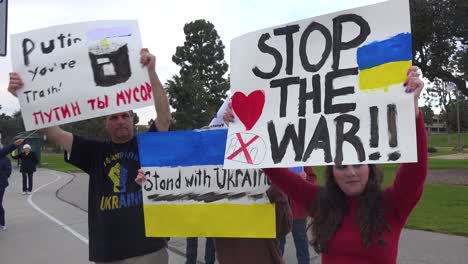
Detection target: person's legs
<box><xmin>22</xmin><ymin>172</ymin><xmax>27</xmax><ymax>193</ymax></box>
<box><xmin>186</xmin><ymin>237</ymin><xmax>198</xmax><ymax>264</ymax></box>
<box><xmin>204</xmin><ymin>238</ymin><xmax>216</xmax><ymax>264</ymax></box>
<box><xmin>27</xmin><ymin>172</ymin><xmax>33</xmax><ymax>192</ymax></box>
<box><xmin>278</xmin><ymin>236</ymin><xmax>286</xmax><ymax>256</ymax></box>
<box><xmin>0</xmin><ymin>188</ymin><xmax>5</xmax><ymax>228</ymax></box>
<box><xmin>292</xmin><ymin>218</ymin><xmax>310</xmax><ymax>264</ymax></box>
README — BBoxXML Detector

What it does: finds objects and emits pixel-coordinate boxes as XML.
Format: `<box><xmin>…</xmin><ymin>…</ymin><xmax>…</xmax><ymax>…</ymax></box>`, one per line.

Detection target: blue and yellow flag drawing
<box><xmin>138</xmin><ymin>129</ymin><xmax>275</xmax><ymax>238</ymax></box>
<box><xmin>357</xmin><ymin>33</ymin><xmax>412</xmax><ymax>91</ymax></box>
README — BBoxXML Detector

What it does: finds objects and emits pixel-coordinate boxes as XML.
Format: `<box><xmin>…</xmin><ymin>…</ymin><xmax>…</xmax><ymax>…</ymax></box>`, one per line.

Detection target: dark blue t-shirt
<box><xmin>65</xmin><ymin>135</ymin><xmax>166</xmax><ymax>262</ymax></box>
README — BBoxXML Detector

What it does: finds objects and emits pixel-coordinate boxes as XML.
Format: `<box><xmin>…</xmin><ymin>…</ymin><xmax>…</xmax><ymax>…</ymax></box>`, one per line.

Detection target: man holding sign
<box><xmin>8</xmin><ymin>48</ymin><xmax>171</xmax><ymax>263</ymax></box>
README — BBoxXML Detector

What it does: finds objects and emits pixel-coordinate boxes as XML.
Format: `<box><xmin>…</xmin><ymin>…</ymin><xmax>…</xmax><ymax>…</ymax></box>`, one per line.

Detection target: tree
<box><xmin>167</xmin><ymin>19</ymin><xmax>229</xmax><ymax>130</ymax></box>
<box><xmin>410</xmin><ymin>0</ymin><xmax>468</xmax><ymax>96</ymax></box>
<box><xmin>61</xmin><ymin>116</ymin><xmax>108</xmax><ymax>140</ymax></box>
<box><xmin>167</xmin><ymin>74</ymin><xmax>212</xmax><ymax>129</ymax></box>
<box><xmin>147</xmin><ymin>118</ymin><xmax>154</xmax><ymax>127</ymax></box>
<box><xmin>421</xmin><ymin>105</ymin><xmax>434</xmax><ymax>126</ymax></box>
<box><xmin>440</xmin><ymin>98</ymin><xmax>468</xmax><ymax>133</ymax></box>
<box><xmin>424</xmin><ymin>79</ymin><xmax>456</xmax><ymax>134</ymax></box>
<box><xmin>0</xmin><ymin>110</ymin><xmax>25</xmax><ymax>144</ymax></box>
<box><xmin>132</xmin><ymin>112</ymin><xmax>139</xmax><ymax>126</ymax></box>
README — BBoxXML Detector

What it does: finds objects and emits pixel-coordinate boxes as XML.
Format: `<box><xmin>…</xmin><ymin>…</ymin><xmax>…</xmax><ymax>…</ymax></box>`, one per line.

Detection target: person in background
<box><xmin>185</xmin><ymin>237</ymin><xmax>215</xmax><ymax>264</ymax></box>
<box><xmin>11</xmin><ymin>143</ymin><xmax>38</xmax><ymax>195</ymax></box>
<box><xmin>279</xmin><ymin>166</ymin><xmax>317</xmax><ymax>264</ymax></box>
<box><xmin>0</xmin><ymin>138</ymin><xmax>25</xmax><ymax>231</ymax></box>
<box><xmin>214</xmin><ymin>186</ymin><xmax>292</xmax><ymax>264</ymax></box>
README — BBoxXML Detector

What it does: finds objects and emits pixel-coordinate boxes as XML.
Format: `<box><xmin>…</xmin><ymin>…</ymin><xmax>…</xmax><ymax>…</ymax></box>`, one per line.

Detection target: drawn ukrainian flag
<box><xmin>357</xmin><ymin>33</ymin><xmax>412</xmax><ymax>91</ymax></box>
<box><xmin>138</xmin><ymin>129</ymin><xmax>275</xmax><ymax>238</ymax></box>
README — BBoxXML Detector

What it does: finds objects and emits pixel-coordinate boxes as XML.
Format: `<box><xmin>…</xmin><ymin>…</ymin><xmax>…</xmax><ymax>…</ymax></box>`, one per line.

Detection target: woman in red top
<box><xmin>224</xmin><ymin>66</ymin><xmax>427</xmax><ymax>264</ymax></box>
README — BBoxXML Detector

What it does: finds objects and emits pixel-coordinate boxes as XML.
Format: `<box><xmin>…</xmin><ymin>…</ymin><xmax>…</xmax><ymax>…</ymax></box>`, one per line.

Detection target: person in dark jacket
<box><xmin>1</xmin><ymin>139</ymin><xmax>24</xmax><ymax>231</ymax></box>
<box><xmin>11</xmin><ymin>143</ymin><xmax>38</xmax><ymax>194</ymax></box>
<box><xmin>213</xmin><ymin>186</ymin><xmax>292</xmax><ymax>264</ymax></box>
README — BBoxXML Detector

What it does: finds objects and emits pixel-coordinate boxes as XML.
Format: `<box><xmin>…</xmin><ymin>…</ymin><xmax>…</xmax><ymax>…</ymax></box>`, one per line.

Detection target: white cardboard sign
<box><xmin>224</xmin><ymin>0</ymin><xmax>417</xmax><ymax>169</ymax></box>
<box><xmin>11</xmin><ymin>20</ymin><xmax>152</xmax><ymax>130</ymax></box>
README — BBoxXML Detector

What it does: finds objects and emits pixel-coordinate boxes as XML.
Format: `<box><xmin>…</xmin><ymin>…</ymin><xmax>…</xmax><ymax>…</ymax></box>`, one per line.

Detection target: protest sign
<box><xmin>10</xmin><ymin>20</ymin><xmax>152</xmax><ymax>130</ymax></box>
<box><xmin>138</xmin><ymin>129</ymin><xmax>276</xmax><ymax>238</ymax></box>
<box><xmin>208</xmin><ymin>99</ymin><xmax>229</xmax><ymax>129</ymax></box>
<box><xmin>224</xmin><ymin>0</ymin><xmax>417</xmax><ymax>169</ymax></box>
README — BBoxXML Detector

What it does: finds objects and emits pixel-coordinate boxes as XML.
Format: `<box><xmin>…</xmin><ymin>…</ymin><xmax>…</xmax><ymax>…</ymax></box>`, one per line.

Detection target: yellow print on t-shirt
<box><xmin>108</xmin><ymin>162</ymin><xmax>128</xmax><ymax>193</ymax></box>
<box><xmin>104</xmin><ymin>153</ymin><xmax>121</xmax><ymax>167</ymax></box>
<box><xmin>108</xmin><ymin>163</ymin><xmax>121</xmax><ymax>193</ymax></box>
<box><xmin>99</xmin><ymin>190</ymin><xmax>143</xmax><ymax>211</ymax></box>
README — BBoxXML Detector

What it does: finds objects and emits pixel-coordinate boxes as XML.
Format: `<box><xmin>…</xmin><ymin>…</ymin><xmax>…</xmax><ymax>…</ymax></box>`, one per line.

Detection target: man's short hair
<box><xmin>106</xmin><ymin>111</ymin><xmax>134</xmax><ymax>120</ymax></box>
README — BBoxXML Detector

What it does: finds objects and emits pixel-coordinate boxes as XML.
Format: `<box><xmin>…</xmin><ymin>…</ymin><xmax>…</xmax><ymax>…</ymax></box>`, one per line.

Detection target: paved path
<box><xmin>426</xmin><ymin>169</ymin><xmax>468</xmax><ymax>185</ymax></box>
<box><xmin>0</xmin><ymin>169</ymin><xmax>185</xmax><ymax>264</ymax></box>
<box><xmin>430</xmin><ymin>153</ymin><xmax>468</xmax><ymax>159</ymax></box>
<box><xmin>1</xmin><ymin>169</ymin><xmax>468</xmax><ymax>263</ymax></box>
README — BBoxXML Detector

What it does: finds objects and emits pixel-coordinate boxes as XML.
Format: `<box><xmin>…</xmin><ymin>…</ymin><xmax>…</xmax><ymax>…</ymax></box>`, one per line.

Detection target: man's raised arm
<box><xmin>41</xmin><ymin>126</ymin><xmax>73</xmax><ymax>153</ymax></box>
<box><xmin>140</xmin><ymin>48</ymin><xmax>171</xmax><ymax>131</ymax></box>
<box><xmin>8</xmin><ymin>72</ymin><xmax>73</xmax><ymax>153</ymax></box>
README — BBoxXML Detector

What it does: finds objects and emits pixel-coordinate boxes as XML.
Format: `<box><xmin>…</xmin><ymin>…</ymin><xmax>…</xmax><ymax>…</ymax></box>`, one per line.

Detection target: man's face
<box><xmin>105</xmin><ymin>111</ymin><xmax>134</xmax><ymax>143</ymax></box>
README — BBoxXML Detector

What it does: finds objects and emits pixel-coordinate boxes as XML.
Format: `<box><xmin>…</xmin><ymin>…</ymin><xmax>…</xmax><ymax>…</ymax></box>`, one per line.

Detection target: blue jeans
<box><xmin>279</xmin><ymin>218</ymin><xmax>310</xmax><ymax>264</ymax></box>
<box><xmin>186</xmin><ymin>238</ymin><xmax>215</xmax><ymax>264</ymax></box>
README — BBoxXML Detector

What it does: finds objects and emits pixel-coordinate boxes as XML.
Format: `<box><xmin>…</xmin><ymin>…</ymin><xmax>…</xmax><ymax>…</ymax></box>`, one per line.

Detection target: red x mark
<box><xmin>226</xmin><ymin>133</ymin><xmax>260</xmax><ymax>164</ymax></box>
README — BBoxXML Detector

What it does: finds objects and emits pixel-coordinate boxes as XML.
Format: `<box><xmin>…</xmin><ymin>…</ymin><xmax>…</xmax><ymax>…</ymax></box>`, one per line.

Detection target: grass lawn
<box><xmin>427</xmin><ymin>159</ymin><xmax>468</xmax><ymax>169</ymax></box>
<box><xmin>407</xmin><ymin>184</ymin><xmax>468</xmax><ymax>237</ymax></box>
<box><xmin>39</xmin><ymin>152</ymin><xmax>82</xmax><ymax>172</ymax></box>
<box><xmin>304</xmin><ymin>160</ymin><xmax>468</xmax><ymax>237</ymax></box>
<box><xmin>428</xmin><ymin>132</ymin><xmax>468</xmax><ymax>148</ymax></box>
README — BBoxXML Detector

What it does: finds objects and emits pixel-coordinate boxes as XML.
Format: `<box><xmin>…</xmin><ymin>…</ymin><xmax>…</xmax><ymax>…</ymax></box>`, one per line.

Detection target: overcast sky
<box><xmin>0</xmin><ymin>0</ymin><xmax>386</xmax><ymax>124</ymax></box>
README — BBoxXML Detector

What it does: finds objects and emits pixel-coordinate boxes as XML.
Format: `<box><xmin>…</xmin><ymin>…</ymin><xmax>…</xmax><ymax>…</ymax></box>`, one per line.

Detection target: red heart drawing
<box><xmin>231</xmin><ymin>90</ymin><xmax>265</xmax><ymax>131</ymax></box>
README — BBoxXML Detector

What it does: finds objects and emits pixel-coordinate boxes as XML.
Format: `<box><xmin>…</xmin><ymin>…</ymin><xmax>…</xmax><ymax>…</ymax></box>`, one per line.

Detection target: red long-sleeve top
<box><xmin>264</xmin><ymin>112</ymin><xmax>427</xmax><ymax>264</ymax></box>
<box><xmin>290</xmin><ymin>167</ymin><xmax>317</xmax><ymax>219</ymax></box>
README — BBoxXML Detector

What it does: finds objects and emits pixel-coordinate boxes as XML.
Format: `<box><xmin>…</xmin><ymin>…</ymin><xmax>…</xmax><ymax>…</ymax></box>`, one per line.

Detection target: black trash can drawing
<box><xmin>89</xmin><ymin>42</ymin><xmax>132</xmax><ymax>87</ymax></box>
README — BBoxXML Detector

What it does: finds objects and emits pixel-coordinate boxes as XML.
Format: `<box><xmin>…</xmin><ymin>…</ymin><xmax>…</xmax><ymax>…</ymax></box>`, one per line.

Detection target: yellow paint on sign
<box><xmin>144</xmin><ymin>203</ymin><xmax>276</xmax><ymax>238</ymax></box>
<box><xmin>358</xmin><ymin>61</ymin><xmax>412</xmax><ymax>92</ymax></box>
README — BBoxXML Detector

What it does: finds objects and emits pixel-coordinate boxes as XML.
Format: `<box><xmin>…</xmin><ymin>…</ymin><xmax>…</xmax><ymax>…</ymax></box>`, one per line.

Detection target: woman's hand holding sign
<box><xmin>404</xmin><ymin>66</ymin><xmax>424</xmax><ymax>117</ymax></box>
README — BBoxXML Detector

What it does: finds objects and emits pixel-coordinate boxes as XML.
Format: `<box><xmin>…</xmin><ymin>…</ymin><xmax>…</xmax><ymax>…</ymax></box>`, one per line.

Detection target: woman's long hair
<box><xmin>310</xmin><ymin>164</ymin><xmax>390</xmax><ymax>254</ymax></box>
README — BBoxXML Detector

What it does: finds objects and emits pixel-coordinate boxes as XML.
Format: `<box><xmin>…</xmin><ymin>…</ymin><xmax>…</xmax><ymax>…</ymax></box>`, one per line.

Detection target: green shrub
<box><xmin>428</xmin><ymin>146</ymin><xmax>438</xmax><ymax>153</ymax></box>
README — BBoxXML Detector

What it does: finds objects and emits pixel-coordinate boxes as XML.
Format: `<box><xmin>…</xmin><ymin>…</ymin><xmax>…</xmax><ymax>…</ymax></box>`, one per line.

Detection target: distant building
<box><xmin>426</xmin><ymin>114</ymin><xmax>446</xmax><ymax>134</ymax></box>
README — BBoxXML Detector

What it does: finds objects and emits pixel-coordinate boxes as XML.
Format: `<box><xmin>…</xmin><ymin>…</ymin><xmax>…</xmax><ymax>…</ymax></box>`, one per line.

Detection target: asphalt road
<box><xmin>1</xmin><ymin>168</ymin><xmax>467</xmax><ymax>264</ymax></box>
